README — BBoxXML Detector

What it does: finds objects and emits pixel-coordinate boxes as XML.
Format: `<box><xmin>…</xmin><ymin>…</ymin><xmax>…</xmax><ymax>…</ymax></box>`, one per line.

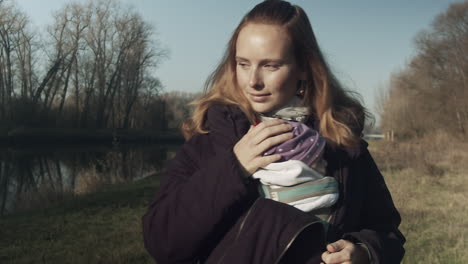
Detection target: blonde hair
<box><xmin>182</xmin><ymin>0</ymin><xmax>367</xmax><ymax>148</ymax></box>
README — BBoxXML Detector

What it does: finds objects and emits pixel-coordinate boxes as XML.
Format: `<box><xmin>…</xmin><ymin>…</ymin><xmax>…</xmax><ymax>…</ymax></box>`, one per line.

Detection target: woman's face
<box><xmin>235</xmin><ymin>23</ymin><xmax>304</xmax><ymax>113</ymax></box>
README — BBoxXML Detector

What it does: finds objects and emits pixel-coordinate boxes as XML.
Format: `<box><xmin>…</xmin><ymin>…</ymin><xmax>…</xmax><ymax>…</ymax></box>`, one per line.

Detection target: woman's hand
<box><xmin>321</xmin><ymin>239</ymin><xmax>370</xmax><ymax>264</ymax></box>
<box><xmin>233</xmin><ymin>119</ymin><xmax>293</xmax><ymax>177</ymax></box>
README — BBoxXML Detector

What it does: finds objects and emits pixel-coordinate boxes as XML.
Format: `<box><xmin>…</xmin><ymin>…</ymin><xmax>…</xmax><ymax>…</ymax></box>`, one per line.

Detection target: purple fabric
<box><xmin>264</xmin><ymin>121</ymin><xmax>326</xmax><ymax>165</ymax></box>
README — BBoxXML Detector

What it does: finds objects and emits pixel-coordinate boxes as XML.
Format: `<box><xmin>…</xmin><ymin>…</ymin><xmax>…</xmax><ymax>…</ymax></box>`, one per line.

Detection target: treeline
<box><xmin>379</xmin><ymin>1</ymin><xmax>468</xmax><ymax>139</ymax></box>
<box><xmin>161</xmin><ymin>91</ymin><xmax>200</xmax><ymax>130</ymax></box>
<box><xmin>0</xmin><ymin>0</ymin><xmax>176</xmax><ymax>130</ymax></box>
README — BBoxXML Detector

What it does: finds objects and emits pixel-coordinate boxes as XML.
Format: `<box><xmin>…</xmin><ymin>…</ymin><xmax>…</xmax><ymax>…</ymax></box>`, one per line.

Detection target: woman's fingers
<box><xmin>255</xmin><ymin>131</ymin><xmax>293</xmax><ymax>156</ymax></box>
<box><xmin>233</xmin><ymin>119</ymin><xmax>295</xmax><ymax>176</ymax></box>
<box><xmin>251</xmin><ymin>121</ymin><xmax>293</xmax><ymax>145</ymax></box>
<box><xmin>251</xmin><ymin>154</ymin><xmax>282</xmax><ymax>170</ymax></box>
<box><xmin>249</xmin><ymin>119</ymin><xmax>285</xmax><ymax>135</ymax></box>
<box><xmin>328</xmin><ymin>240</ymin><xmax>348</xmax><ymax>253</ymax></box>
<box><xmin>322</xmin><ymin>250</ymin><xmax>350</xmax><ymax>264</ymax></box>
<box><xmin>321</xmin><ymin>240</ymin><xmax>367</xmax><ymax>264</ymax></box>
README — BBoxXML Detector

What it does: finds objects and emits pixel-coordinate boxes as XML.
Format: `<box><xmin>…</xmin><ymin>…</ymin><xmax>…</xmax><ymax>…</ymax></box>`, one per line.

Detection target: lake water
<box><xmin>0</xmin><ymin>144</ymin><xmax>181</xmax><ymax>216</ymax></box>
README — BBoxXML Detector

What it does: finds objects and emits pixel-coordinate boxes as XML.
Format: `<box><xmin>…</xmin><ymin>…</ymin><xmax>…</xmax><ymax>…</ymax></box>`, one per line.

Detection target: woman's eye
<box><xmin>265</xmin><ymin>64</ymin><xmax>280</xmax><ymax>70</ymax></box>
<box><xmin>237</xmin><ymin>62</ymin><xmax>250</xmax><ymax>68</ymax></box>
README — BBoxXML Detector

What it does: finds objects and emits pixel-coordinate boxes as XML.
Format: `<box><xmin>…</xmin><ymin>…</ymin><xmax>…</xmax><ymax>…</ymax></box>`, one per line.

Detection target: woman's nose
<box><xmin>249</xmin><ymin>68</ymin><xmax>263</xmax><ymax>89</ymax></box>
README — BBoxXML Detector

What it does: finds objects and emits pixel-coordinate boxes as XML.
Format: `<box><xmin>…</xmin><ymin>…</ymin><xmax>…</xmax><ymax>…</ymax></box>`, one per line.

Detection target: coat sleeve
<box><xmin>343</xmin><ymin>145</ymin><xmax>406</xmax><ymax>264</ymax></box>
<box><xmin>142</xmin><ymin>105</ymin><xmax>254</xmax><ymax>263</ymax></box>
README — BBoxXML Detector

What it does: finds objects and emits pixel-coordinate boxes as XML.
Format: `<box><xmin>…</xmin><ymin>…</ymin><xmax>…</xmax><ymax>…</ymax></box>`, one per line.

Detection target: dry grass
<box><xmin>369</xmin><ymin>132</ymin><xmax>468</xmax><ymax>263</ymax></box>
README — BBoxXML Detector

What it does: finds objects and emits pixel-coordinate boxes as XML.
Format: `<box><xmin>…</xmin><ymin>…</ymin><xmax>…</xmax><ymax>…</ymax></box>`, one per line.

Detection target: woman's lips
<box><xmin>249</xmin><ymin>93</ymin><xmax>270</xmax><ymax>102</ymax></box>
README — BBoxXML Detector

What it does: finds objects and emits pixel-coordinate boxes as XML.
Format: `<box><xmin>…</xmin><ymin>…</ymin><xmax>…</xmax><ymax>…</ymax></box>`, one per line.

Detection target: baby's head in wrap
<box><xmin>259</xmin><ymin>96</ymin><xmax>326</xmax><ymax>168</ymax></box>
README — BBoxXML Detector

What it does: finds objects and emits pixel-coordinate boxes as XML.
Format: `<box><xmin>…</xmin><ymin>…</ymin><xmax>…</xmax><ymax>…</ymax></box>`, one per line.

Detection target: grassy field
<box><xmin>1</xmin><ymin>138</ymin><xmax>467</xmax><ymax>263</ymax></box>
<box><xmin>383</xmin><ymin>169</ymin><xmax>467</xmax><ymax>263</ymax></box>
<box><xmin>369</xmin><ymin>137</ymin><xmax>468</xmax><ymax>264</ymax></box>
<box><xmin>0</xmin><ymin>175</ymin><xmax>158</xmax><ymax>264</ymax></box>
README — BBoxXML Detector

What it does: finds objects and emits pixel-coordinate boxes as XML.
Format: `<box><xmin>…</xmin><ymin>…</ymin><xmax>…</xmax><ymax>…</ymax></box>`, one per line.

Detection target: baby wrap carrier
<box><xmin>252</xmin><ymin>97</ymin><xmax>339</xmax><ymax>217</ymax></box>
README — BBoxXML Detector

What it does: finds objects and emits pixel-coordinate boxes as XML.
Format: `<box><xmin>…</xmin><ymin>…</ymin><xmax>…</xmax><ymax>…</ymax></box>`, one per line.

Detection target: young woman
<box><xmin>143</xmin><ymin>1</ymin><xmax>405</xmax><ymax>263</ymax></box>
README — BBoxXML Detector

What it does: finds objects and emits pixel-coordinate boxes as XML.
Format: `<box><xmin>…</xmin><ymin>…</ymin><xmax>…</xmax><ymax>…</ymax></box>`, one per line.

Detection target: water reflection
<box><xmin>0</xmin><ymin>144</ymin><xmax>179</xmax><ymax>216</ymax></box>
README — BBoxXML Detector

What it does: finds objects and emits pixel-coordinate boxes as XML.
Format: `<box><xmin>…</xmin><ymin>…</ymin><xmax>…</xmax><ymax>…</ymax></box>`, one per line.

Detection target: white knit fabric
<box><xmin>289</xmin><ymin>194</ymin><xmax>338</xmax><ymax>212</ymax></box>
<box><xmin>252</xmin><ymin>160</ymin><xmax>339</xmax><ymax>212</ymax></box>
<box><xmin>252</xmin><ymin>160</ymin><xmax>323</xmax><ymax>186</ymax></box>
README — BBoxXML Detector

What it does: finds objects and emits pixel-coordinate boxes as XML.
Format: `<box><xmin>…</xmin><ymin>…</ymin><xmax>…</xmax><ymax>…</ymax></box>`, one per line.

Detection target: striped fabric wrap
<box><xmin>253</xmin><ymin>96</ymin><xmax>339</xmax><ymax>218</ymax></box>
<box><xmin>254</xmin><ymin>161</ymin><xmax>339</xmax><ymax>214</ymax></box>
<box><xmin>259</xmin><ymin>176</ymin><xmax>338</xmax><ymax>205</ymax></box>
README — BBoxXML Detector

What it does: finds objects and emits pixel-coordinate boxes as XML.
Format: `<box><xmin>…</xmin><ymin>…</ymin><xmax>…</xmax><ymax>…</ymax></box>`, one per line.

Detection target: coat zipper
<box><xmin>326</xmin><ymin>160</ymin><xmax>342</xmax><ymax>244</ymax></box>
<box><xmin>216</xmin><ymin>199</ymin><xmax>259</xmax><ymax>264</ymax></box>
<box><xmin>214</xmin><ymin>199</ymin><xmax>323</xmax><ymax>264</ymax></box>
<box><xmin>273</xmin><ymin>220</ymin><xmax>323</xmax><ymax>264</ymax></box>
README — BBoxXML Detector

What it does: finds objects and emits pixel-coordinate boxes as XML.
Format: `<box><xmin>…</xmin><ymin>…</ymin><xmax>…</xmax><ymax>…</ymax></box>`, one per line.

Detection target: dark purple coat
<box><xmin>142</xmin><ymin>104</ymin><xmax>405</xmax><ymax>264</ymax></box>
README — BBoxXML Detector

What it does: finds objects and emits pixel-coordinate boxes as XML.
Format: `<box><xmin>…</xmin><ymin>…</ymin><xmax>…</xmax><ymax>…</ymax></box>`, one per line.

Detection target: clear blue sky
<box><xmin>15</xmin><ymin>0</ymin><xmax>462</xmax><ymax>115</ymax></box>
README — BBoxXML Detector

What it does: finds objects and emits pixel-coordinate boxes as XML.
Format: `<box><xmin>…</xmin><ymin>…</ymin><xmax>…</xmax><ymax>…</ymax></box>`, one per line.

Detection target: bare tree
<box><xmin>0</xmin><ymin>1</ymin><xmax>21</xmax><ymax>119</ymax></box>
<box><xmin>0</xmin><ymin>0</ymin><xmax>167</xmax><ymax>129</ymax></box>
<box><xmin>380</xmin><ymin>1</ymin><xmax>468</xmax><ymax>139</ymax></box>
